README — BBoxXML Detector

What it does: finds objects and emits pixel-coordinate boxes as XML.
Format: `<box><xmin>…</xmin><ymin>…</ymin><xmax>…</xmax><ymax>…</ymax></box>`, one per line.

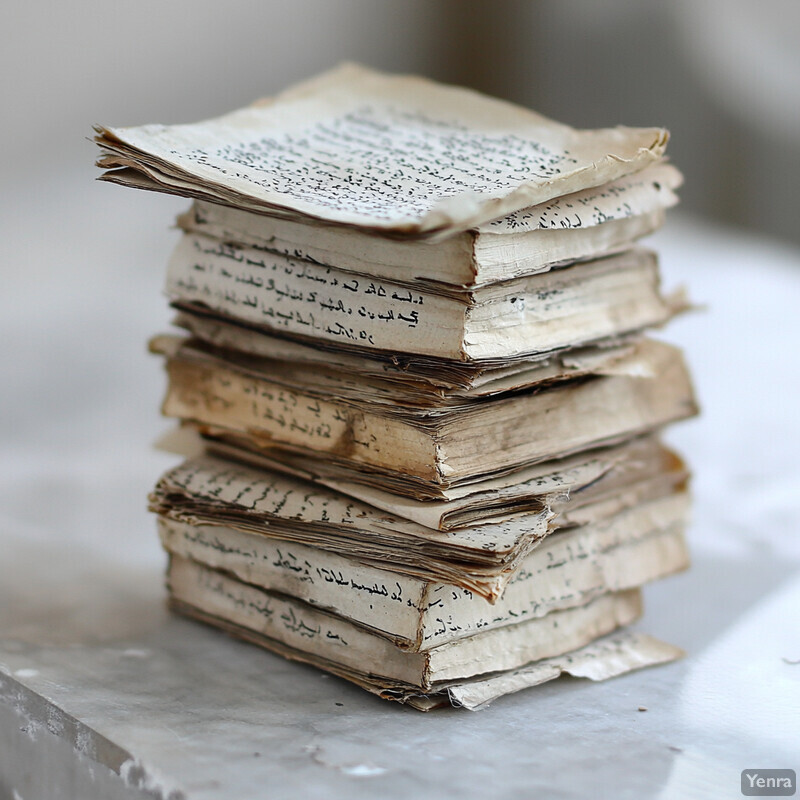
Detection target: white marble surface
<box><xmin>1</xmin><ymin>169</ymin><xmax>799</xmax><ymax>799</ymax></box>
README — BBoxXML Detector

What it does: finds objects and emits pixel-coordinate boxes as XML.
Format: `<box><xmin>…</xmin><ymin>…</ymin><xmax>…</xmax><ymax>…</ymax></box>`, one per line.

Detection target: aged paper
<box><xmin>159</xmin><ymin>491</ymin><xmax>688</xmax><ymax>650</ymax></box>
<box><xmin>152</xmin><ymin>331</ymin><xmax>636</xmax><ymax>410</ymax></box>
<box><xmin>168</xmin><ymin>553</ymin><xmax>643</xmax><ymax>689</ymax></box>
<box><xmin>182</xmin><ymin>161</ymin><xmax>680</xmax><ymax>244</ymax></box>
<box><xmin>171</xmin><ymin>161</ymin><xmax>680</xmax><ymax>289</ymax></box>
<box><xmin>96</xmin><ymin>64</ymin><xmax>668</xmax><ymax>235</ymax></box>
<box><xmin>165</xmin><ymin>231</ymin><xmax>466</xmax><ymax>357</ymax></box>
<box><xmin>155</xmin><ymin>427</ymin><xmax>682</xmax><ymax>530</ymax></box>
<box><xmin>151</xmin><ymin>455</ymin><xmax>524</xmax><ymax>546</ymax></box>
<box><xmin>151</xmin><ymin>455</ymin><xmax>551</xmax><ymax>598</ymax></box>
<box><xmin>480</xmin><ymin>161</ymin><xmax>681</xmax><ymax>233</ymax></box>
<box><xmin>447</xmin><ymin>631</ymin><xmax>684</xmax><ymax>709</ymax></box>
<box><xmin>164</xmin><ymin>235</ymin><xmax>671</xmax><ymax>360</ymax></box>
<box><xmin>156</xmin><ymin>340</ymin><xmax>697</xmax><ymax>494</ymax></box>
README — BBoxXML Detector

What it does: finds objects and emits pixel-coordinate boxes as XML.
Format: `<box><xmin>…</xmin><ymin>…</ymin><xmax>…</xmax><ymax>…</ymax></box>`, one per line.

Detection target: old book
<box><xmin>194</xmin><ymin>433</ymin><xmax>687</xmax><ymax>528</ymax></box>
<box><xmin>167</xmin><ymin>554</ymin><xmax>643</xmax><ymax>691</ymax></box>
<box><xmin>158</xmin><ymin>489</ymin><xmax>689</xmax><ymax>651</ymax></box>
<box><xmin>150</xmin><ymin>447</ymin><xmax>687</xmax><ymax>599</ymax></box>
<box><xmin>175</xmin><ymin>161</ymin><xmax>681</xmax><ymax>291</ymax></box>
<box><xmin>164</xmin><ymin>239</ymin><xmax>677</xmax><ymax>360</ymax></box>
<box><xmin>155</xmin><ymin>338</ymin><xmax>697</xmax><ymax>492</ymax></box>
<box><xmin>150</xmin><ymin>454</ymin><xmax>548</xmax><ymax>598</ymax></box>
<box><xmin>94</xmin><ymin>64</ymin><xmax>695</xmax><ymax>709</ymax></box>
<box><xmin>153</xmin><ymin>332</ymin><xmax>641</xmax><ymax>410</ymax></box>
<box><xmin>95</xmin><ymin>64</ymin><xmax>668</xmax><ymax>236</ymax></box>
<box><xmin>169</xmin><ymin>587</ymin><xmax>683</xmax><ymax>710</ymax></box>
<box><xmin>167</xmin><ymin>309</ymin><xmax>649</xmax><ymax>402</ymax></box>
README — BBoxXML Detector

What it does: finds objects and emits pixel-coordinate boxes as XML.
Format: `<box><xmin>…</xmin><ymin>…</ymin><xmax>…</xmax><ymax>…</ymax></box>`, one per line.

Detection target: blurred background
<box><xmin>1</xmin><ymin>4</ymin><xmax>800</xmax><ymax>788</ymax></box>
<box><xmin>3</xmin><ymin>0</ymin><xmax>800</xmax><ymax>242</ymax></box>
<box><xmin>1</xmin><ymin>0</ymin><xmax>799</xmax><ymax>580</ymax></box>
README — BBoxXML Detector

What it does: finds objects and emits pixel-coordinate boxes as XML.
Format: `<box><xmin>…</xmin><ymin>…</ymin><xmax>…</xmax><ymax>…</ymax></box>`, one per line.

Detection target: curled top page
<box><xmin>95</xmin><ymin>64</ymin><xmax>668</xmax><ymax>237</ymax></box>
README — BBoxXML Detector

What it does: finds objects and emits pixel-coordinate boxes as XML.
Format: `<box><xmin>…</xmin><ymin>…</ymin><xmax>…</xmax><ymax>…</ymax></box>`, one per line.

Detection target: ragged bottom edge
<box><xmin>170</xmin><ymin>599</ymin><xmax>683</xmax><ymax>711</ymax></box>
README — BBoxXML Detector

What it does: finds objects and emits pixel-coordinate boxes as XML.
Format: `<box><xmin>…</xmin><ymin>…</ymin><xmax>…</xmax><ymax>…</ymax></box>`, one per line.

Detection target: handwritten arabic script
<box><xmin>166</xmin><ymin>233</ymin><xmax>460</xmax><ymax>353</ymax></box>
<box><xmin>489</xmin><ymin>171</ymin><xmax>672</xmax><ymax>232</ymax></box>
<box><xmin>173</xmin><ymin>107</ymin><xmax>578</xmax><ymax>222</ymax></box>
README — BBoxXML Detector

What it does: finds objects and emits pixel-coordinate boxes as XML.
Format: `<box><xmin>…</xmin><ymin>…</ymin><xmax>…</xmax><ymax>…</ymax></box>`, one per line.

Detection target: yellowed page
<box><xmin>168</xmin><ymin>553</ymin><xmax>642</xmax><ymax>690</ymax></box>
<box><xmin>159</xmin><ymin>358</ymin><xmax>439</xmax><ymax>479</ymax></box>
<box><xmin>151</xmin><ymin>455</ymin><xmax>551</xmax><ymax>583</ymax></box>
<box><xmin>478</xmin><ymin>162</ymin><xmax>681</xmax><ymax>233</ymax></box>
<box><xmin>157</xmin><ymin>492</ymin><xmax>687</xmax><ymax>650</ymax></box>
<box><xmin>447</xmin><ymin>632</ymin><xmax>684</xmax><ymax>709</ymax></box>
<box><xmin>165</xmin><ymin>232</ymin><xmax>467</xmax><ymax>358</ymax></box>
<box><xmin>426</xmin><ymin>590</ymin><xmax>641</xmax><ymax>682</ymax></box>
<box><xmin>96</xmin><ymin>64</ymin><xmax>667</xmax><ymax>235</ymax></box>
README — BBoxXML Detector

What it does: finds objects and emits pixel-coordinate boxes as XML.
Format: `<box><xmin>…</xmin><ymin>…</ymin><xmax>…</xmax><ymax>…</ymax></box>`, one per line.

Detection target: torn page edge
<box><xmin>446</xmin><ymin>631</ymin><xmax>684</xmax><ymax>710</ymax></box>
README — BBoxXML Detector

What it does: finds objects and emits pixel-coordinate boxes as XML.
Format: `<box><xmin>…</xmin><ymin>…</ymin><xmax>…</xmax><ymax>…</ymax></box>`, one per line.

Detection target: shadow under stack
<box><xmin>95</xmin><ymin>65</ymin><xmax>698</xmax><ymax>710</ymax></box>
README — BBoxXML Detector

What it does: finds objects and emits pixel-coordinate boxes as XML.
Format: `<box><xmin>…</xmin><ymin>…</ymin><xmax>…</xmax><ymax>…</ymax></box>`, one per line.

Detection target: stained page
<box><xmin>156</xmin><ymin>426</ymin><xmax>678</xmax><ymax>531</ymax></box>
<box><xmin>152</xmin><ymin>333</ymin><xmax>640</xmax><ymax>414</ymax></box>
<box><xmin>95</xmin><ymin>64</ymin><xmax>668</xmax><ymax>235</ymax></box>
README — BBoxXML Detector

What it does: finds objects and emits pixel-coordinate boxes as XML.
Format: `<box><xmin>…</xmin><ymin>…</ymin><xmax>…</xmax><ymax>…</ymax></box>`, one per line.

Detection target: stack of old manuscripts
<box><xmin>95</xmin><ymin>65</ymin><xmax>697</xmax><ymax>710</ymax></box>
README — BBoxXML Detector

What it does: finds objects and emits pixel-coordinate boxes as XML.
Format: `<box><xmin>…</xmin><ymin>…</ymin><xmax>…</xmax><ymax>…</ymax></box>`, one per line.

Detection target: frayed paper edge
<box><xmin>447</xmin><ymin>631</ymin><xmax>684</xmax><ymax>710</ymax></box>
